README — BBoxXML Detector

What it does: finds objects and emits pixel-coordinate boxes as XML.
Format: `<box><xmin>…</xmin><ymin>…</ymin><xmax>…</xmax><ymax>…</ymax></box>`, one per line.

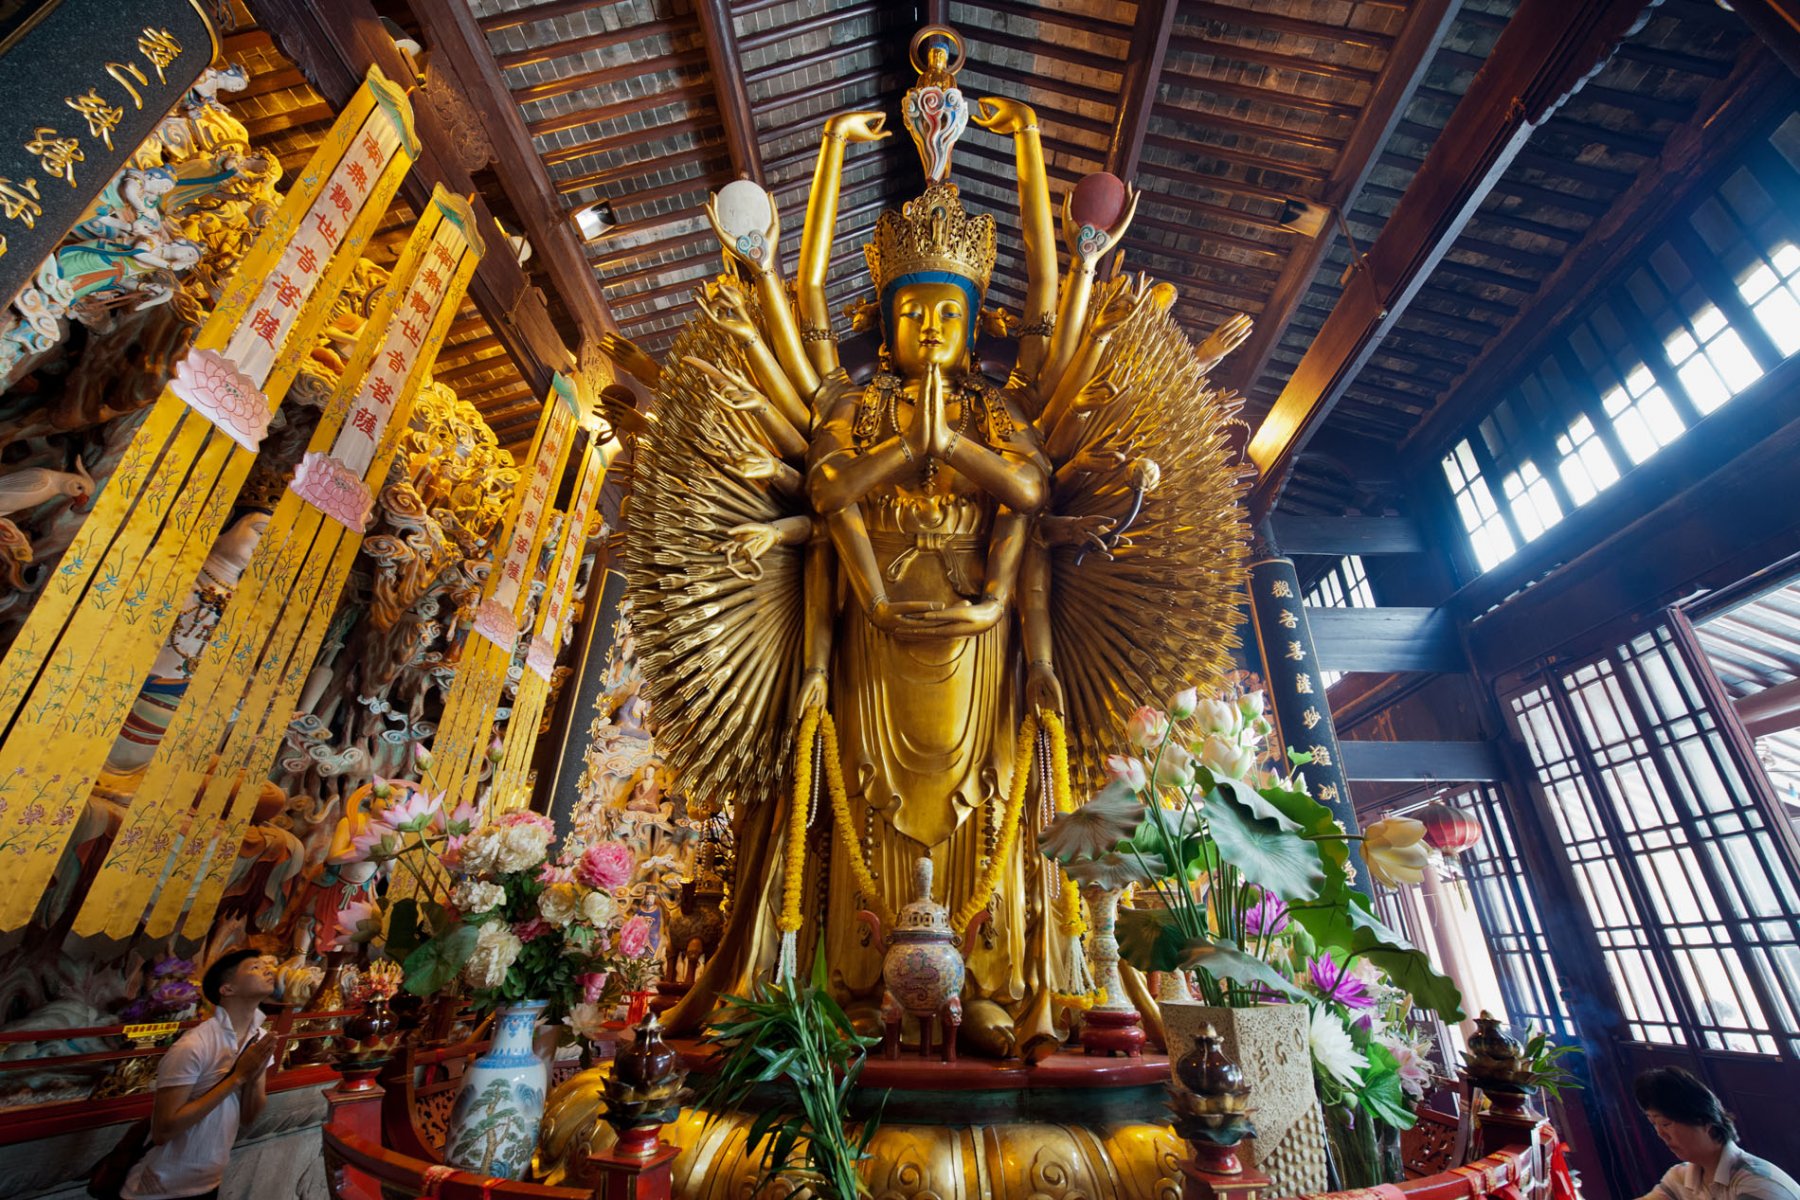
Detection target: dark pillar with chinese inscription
<box><xmin>1245</xmin><ymin>555</ymin><xmax>1369</xmax><ymax>893</ymax></box>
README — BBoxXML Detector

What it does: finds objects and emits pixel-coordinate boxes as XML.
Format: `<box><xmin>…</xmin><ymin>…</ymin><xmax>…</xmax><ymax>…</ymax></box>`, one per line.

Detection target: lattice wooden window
<box><xmin>1452</xmin><ymin>782</ymin><xmax>1575</xmax><ymax>1041</ymax></box>
<box><xmin>1508</xmin><ymin>629</ymin><xmax>1800</xmax><ymax>1057</ymax></box>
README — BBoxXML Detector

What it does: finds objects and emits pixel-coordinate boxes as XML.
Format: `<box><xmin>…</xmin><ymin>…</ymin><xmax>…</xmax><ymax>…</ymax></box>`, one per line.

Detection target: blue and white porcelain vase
<box><xmin>444</xmin><ymin>1000</ymin><xmax>549</xmax><ymax>1179</ymax></box>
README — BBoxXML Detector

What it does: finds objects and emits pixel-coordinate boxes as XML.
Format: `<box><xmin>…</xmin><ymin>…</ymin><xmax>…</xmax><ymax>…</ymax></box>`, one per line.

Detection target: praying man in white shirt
<box><xmin>124</xmin><ymin>949</ymin><xmax>279</xmax><ymax>1200</ymax></box>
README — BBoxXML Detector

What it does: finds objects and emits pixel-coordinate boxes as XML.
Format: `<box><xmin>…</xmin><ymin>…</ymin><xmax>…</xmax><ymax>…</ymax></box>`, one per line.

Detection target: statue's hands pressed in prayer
<box><xmin>906</xmin><ymin>363</ymin><xmax>956</xmax><ymax>462</ymax></box>
<box><xmin>1196</xmin><ymin>312</ymin><xmax>1254</xmax><ymax>373</ymax></box>
<box><xmin>1025</xmin><ymin>658</ymin><xmax>1065</xmax><ymax>718</ymax></box>
<box><xmin>971</xmin><ymin>96</ymin><xmax>1036</xmax><ymax>136</ymax></box>
<box><xmin>825</xmin><ymin>111</ymin><xmax>890</xmax><ymax>144</ymax></box>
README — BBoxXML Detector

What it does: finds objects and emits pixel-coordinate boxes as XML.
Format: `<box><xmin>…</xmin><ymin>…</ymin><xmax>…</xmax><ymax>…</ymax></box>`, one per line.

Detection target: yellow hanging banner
<box><xmin>426</xmin><ymin>375</ymin><xmax>581</xmax><ymax>811</ymax></box>
<box><xmin>0</xmin><ymin>67</ymin><xmax>421</xmax><ymax>931</ymax></box>
<box><xmin>490</xmin><ymin>437</ymin><xmax>608</xmax><ymax>812</ymax></box>
<box><xmin>75</xmin><ymin>188</ymin><xmax>482</xmax><ymax>940</ymax></box>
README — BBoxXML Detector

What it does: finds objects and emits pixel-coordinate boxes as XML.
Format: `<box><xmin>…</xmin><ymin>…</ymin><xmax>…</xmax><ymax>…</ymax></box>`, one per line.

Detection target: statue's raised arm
<box><xmin>796</xmin><ymin>110</ymin><xmax>889</xmax><ymax>380</ymax></box>
<box><xmin>971</xmin><ymin>94</ymin><xmax>1057</xmax><ymax>389</ymax></box>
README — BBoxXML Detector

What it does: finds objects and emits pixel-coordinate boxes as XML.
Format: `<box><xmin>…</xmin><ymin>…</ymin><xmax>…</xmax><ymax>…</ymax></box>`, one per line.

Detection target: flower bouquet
<box><xmin>395</xmin><ymin>812</ymin><xmax>648</xmax><ymax>1023</ymax></box>
<box><xmin>1038</xmin><ymin>685</ymin><xmax>1463</xmax><ymax>1190</ymax></box>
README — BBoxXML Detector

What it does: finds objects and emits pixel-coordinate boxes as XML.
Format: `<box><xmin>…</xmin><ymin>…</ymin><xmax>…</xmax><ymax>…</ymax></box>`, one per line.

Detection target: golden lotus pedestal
<box><xmin>540</xmin><ymin>1046</ymin><xmax>1186</xmax><ymax>1198</ymax></box>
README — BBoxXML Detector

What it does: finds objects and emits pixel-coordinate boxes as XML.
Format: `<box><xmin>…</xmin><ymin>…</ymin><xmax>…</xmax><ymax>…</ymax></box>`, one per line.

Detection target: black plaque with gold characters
<box><xmin>0</xmin><ymin>0</ymin><xmax>217</xmax><ymax>305</ymax></box>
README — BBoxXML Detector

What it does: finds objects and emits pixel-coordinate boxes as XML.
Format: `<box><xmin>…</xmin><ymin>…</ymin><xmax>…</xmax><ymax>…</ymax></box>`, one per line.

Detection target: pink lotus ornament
<box><xmin>170</xmin><ymin>348</ymin><xmax>272</xmax><ymax>452</ymax></box>
<box><xmin>290</xmin><ymin>451</ymin><xmax>373</xmax><ymax>530</ymax></box>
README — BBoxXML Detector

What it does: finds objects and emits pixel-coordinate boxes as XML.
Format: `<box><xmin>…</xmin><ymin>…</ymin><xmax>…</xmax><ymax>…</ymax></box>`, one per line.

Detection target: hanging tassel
<box><xmin>776</xmin><ymin>929</ymin><xmax>798</xmax><ymax>985</ymax></box>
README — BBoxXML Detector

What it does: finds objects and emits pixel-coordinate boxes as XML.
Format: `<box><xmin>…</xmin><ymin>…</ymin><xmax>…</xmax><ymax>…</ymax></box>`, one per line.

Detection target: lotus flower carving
<box><xmin>170</xmin><ymin>348</ymin><xmax>271</xmax><ymax>452</ymax></box>
<box><xmin>290</xmin><ymin>451</ymin><xmax>373</xmax><ymax>531</ymax></box>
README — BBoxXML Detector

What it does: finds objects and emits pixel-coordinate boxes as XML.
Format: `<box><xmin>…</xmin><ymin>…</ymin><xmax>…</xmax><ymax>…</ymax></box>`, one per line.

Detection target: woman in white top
<box><xmin>1636</xmin><ymin>1067</ymin><xmax>1799</xmax><ymax>1200</ymax></box>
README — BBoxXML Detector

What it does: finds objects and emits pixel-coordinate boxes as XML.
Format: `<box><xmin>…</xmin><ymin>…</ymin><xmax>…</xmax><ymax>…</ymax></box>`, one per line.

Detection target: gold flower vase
<box><xmin>1160</xmin><ymin>1000</ymin><xmax>1328</xmax><ymax>1195</ymax></box>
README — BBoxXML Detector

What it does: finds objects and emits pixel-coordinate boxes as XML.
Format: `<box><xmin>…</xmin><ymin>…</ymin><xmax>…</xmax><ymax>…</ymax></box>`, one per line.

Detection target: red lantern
<box><xmin>1419</xmin><ymin>799</ymin><xmax>1482</xmax><ymax>856</ymax></box>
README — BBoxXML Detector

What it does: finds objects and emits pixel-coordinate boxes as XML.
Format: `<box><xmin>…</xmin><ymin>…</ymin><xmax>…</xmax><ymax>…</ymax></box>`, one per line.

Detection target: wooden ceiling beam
<box><xmin>1165</xmin><ymin>34</ymin><xmax>1380</xmax><ymax>88</ymax></box>
<box><xmin>558</xmin><ymin>143</ymin><xmax>726</xmax><ymax>202</ymax></box>
<box><xmin>1216</xmin><ymin>0</ymin><xmax>1462</xmax><ymax>400</ymax></box>
<box><xmin>479</xmin><ymin>0</ymin><xmax>619</xmax><ymax>35</ymax></box>
<box><xmin>696</xmin><ymin>0</ymin><xmax>763</xmax><ymax>183</ymax></box>
<box><xmin>1150</xmin><ymin>101</ymin><xmax>1344</xmax><ymax>154</ymax></box>
<box><xmin>1128</xmin><ymin>208</ymin><xmax>1286</xmax><ymax>259</ymax></box>
<box><xmin>436</xmin><ymin>355</ymin><xmax>519</xmax><ymax>388</ymax></box>
<box><xmin>412</xmin><ymin>0</ymin><xmax>627</xmax><ymax>348</ymax></box>
<box><xmin>1159</xmin><ymin>67</ymin><xmax>1363</xmax><ymax>122</ymax></box>
<box><xmin>494</xmin><ymin>20</ymin><xmax>671</xmax><ymax>73</ymax></box>
<box><xmin>972</xmin><ymin>0</ymin><xmax>1131</xmax><ymax>40</ymax></box>
<box><xmin>518</xmin><ymin>48</ymin><xmax>707</xmax><ymax>115</ymax></box>
<box><xmin>543</xmin><ymin>104</ymin><xmax>715</xmax><ymax>170</ymax></box>
<box><xmin>1137</xmin><ymin>132</ymin><xmax>1330</xmax><ymax>185</ymax></box>
<box><xmin>745</xmin><ymin>36</ymin><xmax>890</xmax><ymax>88</ymax></box>
<box><xmin>966</xmin><ymin>25</ymin><xmax>1125</xmax><ymax>79</ymax></box>
<box><xmin>1136</xmin><ymin>153</ymin><xmax>1315</xmax><ymax>209</ymax></box>
<box><xmin>1106</xmin><ymin>0</ymin><xmax>1177</xmax><ymax>187</ymax></box>
<box><xmin>752</xmin><ymin>64</ymin><xmax>897</xmax><ymax>117</ymax></box>
<box><xmin>1178</xmin><ymin>4</ymin><xmax>1395</xmax><ymax>53</ymax></box>
<box><xmin>1245</xmin><ymin>0</ymin><xmax>1659</xmax><ymax>519</ymax></box>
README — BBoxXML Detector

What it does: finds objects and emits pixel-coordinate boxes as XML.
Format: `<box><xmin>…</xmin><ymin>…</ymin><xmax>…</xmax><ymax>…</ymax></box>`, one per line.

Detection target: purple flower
<box><xmin>1308</xmin><ymin>954</ymin><xmax>1375</xmax><ymax>1010</ymax></box>
<box><xmin>1244</xmin><ymin>894</ymin><xmax>1289</xmax><ymax>937</ymax></box>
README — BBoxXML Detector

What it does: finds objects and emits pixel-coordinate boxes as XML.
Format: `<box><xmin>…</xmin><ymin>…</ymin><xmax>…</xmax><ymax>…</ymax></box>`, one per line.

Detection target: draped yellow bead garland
<box><xmin>780</xmin><ymin>707</ymin><xmax>1079</xmax><ymax>972</ymax></box>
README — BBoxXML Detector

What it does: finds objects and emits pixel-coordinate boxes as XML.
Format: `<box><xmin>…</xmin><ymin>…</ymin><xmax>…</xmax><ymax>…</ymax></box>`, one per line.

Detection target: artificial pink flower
<box><xmin>514</xmin><ymin>917</ymin><xmax>552</xmax><ymax>943</ymax></box>
<box><xmin>537</xmin><ymin>862</ymin><xmax>574</xmax><ymax>885</ymax></box>
<box><xmin>580</xmin><ymin>972</ymin><xmax>610</xmax><ymax>1004</ymax></box>
<box><xmin>577</xmin><ymin>843</ymin><xmax>635</xmax><ymax>891</ymax></box>
<box><xmin>378</xmin><ymin>786</ymin><xmax>442</xmax><ymax>833</ymax></box>
<box><xmin>436</xmin><ymin>800</ymin><xmax>480</xmax><ymax>838</ymax></box>
<box><xmin>618</xmin><ymin>914</ymin><xmax>652</xmax><ymax>958</ymax></box>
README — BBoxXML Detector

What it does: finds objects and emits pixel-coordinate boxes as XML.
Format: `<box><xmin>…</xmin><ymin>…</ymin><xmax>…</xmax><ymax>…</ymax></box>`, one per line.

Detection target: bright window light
<box><xmin>1443</xmin><ymin>440</ymin><xmax>1516</xmax><ymax>571</ymax></box>
<box><xmin>1663</xmin><ymin>304</ymin><xmax>1763</xmax><ymax>415</ymax></box>
<box><xmin>1554</xmin><ymin>414</ymin><xmax>1620</xmax><ymax>507</ymax></box>
<box><xmin>1500</xmin><ymin>460</ymin><xmax>1563</xmax><ymax>542</ymax></box>
<box><xmin>1738</xmin><ymin>242</ymin><xmax>1800</xmax><ymax>357</ymax></box>
<box><xmin>1602</xmin><ymin>364</ymin><xmax>1685</xmax><ymax>466</ymax></box>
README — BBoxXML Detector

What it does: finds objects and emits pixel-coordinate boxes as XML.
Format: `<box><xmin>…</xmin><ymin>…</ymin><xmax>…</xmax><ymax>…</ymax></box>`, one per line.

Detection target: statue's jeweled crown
<box><xmin>864</xmin><ymin>183</ymin><xmax>996</xmax><ymax>299</ymax></box>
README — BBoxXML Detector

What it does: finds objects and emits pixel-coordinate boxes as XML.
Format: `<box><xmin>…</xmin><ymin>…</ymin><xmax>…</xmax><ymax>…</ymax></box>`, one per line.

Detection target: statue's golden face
<box><xmin>889</xmin><ymin>281</ymin><xmax>971</xmax><ymax>376</ymax></box>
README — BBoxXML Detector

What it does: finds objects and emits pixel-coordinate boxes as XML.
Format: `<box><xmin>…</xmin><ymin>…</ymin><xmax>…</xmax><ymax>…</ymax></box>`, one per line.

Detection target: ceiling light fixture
<box><xmin>571</xmin><ymin>200</ymin><xmax>617</xmax><ymax>241</ymax></box>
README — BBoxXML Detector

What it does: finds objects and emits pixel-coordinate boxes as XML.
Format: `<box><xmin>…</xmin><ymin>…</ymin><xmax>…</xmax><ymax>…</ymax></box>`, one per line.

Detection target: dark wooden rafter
<box><xmin>1219</xmin><ymin>0</ymin><xmax>1463</xmax><ymax>398</ymax></box>
<box><xmin>1401</xmin><ymin>51</ymin><xmax>1796</xmax><ymax>465</ymax></box>
<box><xmin>412</xmin><ymin>0</ymin><xmax>623</xmax><ymax>347</ymax></box>
<box><xmin>1735</xmin><ymin>4</ymin><xmax>1800</xmax><ymax>75</ymax></box>
<box><xmin>695</xmin><ymin>0</ymin><xmax>764</xmax><ymax>184</ymax></box>
<box><xmin>1244</xmin><ymin>0</ymin><xmax>1661</xmax><ymax>520</ymax></box>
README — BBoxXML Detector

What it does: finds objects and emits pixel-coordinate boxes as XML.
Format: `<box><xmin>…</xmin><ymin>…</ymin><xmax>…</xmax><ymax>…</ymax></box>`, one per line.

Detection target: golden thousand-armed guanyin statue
<box><xmin>607</xmin><ymin>26</ymin><xmax>1252</xmax><ymax>1057</ymax></box>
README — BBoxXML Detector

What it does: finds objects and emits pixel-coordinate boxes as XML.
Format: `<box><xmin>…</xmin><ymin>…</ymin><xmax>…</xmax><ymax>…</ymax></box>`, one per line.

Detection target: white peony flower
<box><xmin>1309</xmin><ymin>1004</ymin><xmax>1369</xmax><ymax>1092</ymax></box>
<box><xmin>493</xmin><ymin>823</ymin><xmax>552</xmax><ymax>874</ymax></box>
<box><xmin>462</xmin><ymin>920</ymin><xmax>522</xmax><ymax>990</ymax></box>
<box><xmin>563</xmin><ymin>1001</ymin><xmax>608</xmax><ymax>1040</ymax></box>
<box><xmin>580</xmin><ymin>888</ymin><xmax>617</xmax><ymax>927</ymax></box>
<box><xmin>459</xmin><ymin>828</ymin><xmax>503</xmax><ymax>877</ymax></box>
<box><xmin>538</xmin><ymin>881</ymin><xmax>581</xmax><ymax>926</ymax></box>
<box><xmin>452</xmin><ymin>879</ymin><xmax>505</xmax><ymax>914</ymax></box>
